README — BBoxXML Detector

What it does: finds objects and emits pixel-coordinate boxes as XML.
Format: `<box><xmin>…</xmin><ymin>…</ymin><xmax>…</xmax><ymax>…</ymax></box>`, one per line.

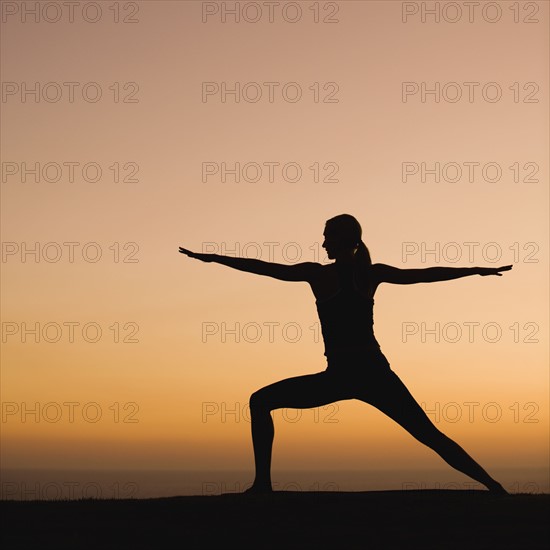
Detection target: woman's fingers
<box><xmin>480</xmin><ymin>265</ymin><xmax>512</xmax><ymax>276</ymax></box>
<box><xmin>179</xmin><ymin>247</ymin><xmax>195</xmax><ymax>257</ymax></box>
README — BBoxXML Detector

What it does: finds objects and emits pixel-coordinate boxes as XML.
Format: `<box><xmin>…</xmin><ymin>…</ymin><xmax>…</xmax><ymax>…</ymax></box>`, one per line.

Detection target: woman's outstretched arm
<box><xmin>179</xmin><ymin>247</ymin><xmax>321</xmax><ymax>282</ymax></box>
<box><xmin>372</xmin><ymin>263</ymin><xmax>512</xmax><ymax>285</ymax></box>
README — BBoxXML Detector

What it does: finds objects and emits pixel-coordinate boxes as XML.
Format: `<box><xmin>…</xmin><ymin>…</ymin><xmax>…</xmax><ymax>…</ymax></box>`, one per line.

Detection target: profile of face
<box><xmin>322</xmin><ymin>225</ymin><xmax>357</xmax><ymax>261</ymax></box>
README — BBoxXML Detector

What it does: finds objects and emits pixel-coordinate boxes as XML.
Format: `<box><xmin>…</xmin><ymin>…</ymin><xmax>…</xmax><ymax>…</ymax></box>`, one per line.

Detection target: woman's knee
<box><xmin>249</xmin><ymin>389</ymin><xmax>272</xmax><ymax>414</ymax></box>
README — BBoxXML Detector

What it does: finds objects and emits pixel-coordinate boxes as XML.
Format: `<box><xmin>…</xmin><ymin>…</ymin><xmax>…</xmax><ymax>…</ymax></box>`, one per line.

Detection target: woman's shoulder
<box><xmin>369</xmin><ymin>263</ymin><xmax>394</xmax><ymax>279</ymax></box>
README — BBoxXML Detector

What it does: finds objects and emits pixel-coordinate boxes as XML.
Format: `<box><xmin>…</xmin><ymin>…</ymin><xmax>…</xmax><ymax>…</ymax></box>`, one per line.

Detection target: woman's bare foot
<box><xmin>242</xmin><ymin>482</ymin><xmax>273</xmax><ymax>494</ymax></box>
<box><xmin>487</xmin><ymin>481</ymin><xmax>509</xmax><ymax>495</ymax></box>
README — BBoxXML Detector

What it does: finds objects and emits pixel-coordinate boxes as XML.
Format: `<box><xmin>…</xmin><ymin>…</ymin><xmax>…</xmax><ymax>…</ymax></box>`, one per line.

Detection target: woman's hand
<box><xmin>179</xmin><ymin>247</ymin><xmax>215</xmax><ymax>263</ymax></box>
<box><xmin>478</xmin><ymin>265</ymin><xmax>513</xmax><ymax>276</ymax></box>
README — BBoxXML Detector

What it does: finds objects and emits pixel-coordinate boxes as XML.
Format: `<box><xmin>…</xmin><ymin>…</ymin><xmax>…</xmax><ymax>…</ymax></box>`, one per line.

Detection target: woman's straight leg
<box><xmin>356</xmin><ymin>368</ymin><xmax>506</xmax><ymax>493</ymax></box>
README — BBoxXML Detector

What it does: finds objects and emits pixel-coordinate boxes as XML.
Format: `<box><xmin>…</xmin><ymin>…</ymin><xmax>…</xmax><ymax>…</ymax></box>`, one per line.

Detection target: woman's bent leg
<box><xmin>247</xmin><ymin>371</ymin><xmax>351</xmax><ymax>492</ymax></box>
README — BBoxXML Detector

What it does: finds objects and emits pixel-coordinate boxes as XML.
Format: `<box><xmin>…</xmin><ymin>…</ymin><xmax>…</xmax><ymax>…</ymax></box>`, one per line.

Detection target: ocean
<box><xmin>1</xmin><ymin>467</ymin><xmax>548</xmax><ymax>500</ymax></box>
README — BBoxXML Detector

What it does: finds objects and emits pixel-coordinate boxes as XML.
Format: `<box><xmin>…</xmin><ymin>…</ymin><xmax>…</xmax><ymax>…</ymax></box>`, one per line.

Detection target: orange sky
<box><xmin>1</xmin><ymin>1</ymin><xmax>548</xmax><ymax>484</ymax></box>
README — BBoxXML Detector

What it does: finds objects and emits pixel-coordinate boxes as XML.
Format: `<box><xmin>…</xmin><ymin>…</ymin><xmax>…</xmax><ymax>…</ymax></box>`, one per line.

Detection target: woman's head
<box><xmin>322</xmin><ymin>214</ymin><xmax>363</xmax><ymax>260</ymax></box>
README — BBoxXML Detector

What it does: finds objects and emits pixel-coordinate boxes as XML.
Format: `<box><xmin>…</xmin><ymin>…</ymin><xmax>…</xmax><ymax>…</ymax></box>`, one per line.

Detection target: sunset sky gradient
<box><xmin>1</xmin><ymin>1</ymin><xmax>548</xmax><ymax>493</ymax></box>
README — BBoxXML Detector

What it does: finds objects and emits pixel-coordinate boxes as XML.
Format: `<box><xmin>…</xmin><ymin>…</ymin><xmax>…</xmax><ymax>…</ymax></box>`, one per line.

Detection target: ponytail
<box><xmin>353</xmin><ymin>240</ymin><xmax>373</xmax><ymax>293</ymax></box>
<box><xmin>355</xmin><ymin>239</ymin><xmax>372</xmax><ymax>268</ymax></box>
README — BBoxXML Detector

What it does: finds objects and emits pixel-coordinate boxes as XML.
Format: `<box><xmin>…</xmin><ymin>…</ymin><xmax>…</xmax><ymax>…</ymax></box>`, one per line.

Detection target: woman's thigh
<box><xmin>323</xmin><ymin>349</ymin><xmax>440</xmax><ymax>439</ymax></box>
<box><xmin>356</xmin><ymin>368</ymin><xmax>441</xmax><ymax>442</ymax></box>
<box><xmin>251</xmin><ymin>371</ymin><xmax>355</xmax><ymax>411</ymax></box>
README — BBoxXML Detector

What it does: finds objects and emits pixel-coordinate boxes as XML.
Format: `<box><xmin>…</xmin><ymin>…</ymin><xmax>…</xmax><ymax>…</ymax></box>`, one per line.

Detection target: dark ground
<box><xmin>1</xmin><ymin>490</ymin><xmax>548</xmax><ymax>549</ymax></box>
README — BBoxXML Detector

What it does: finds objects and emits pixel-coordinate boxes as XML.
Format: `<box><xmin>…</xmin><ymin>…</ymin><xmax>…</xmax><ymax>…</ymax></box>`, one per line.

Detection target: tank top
<box><xmin>315</xmin><ymin>263</ymin><xmax>380</xmax><ymax>357</ymax></box>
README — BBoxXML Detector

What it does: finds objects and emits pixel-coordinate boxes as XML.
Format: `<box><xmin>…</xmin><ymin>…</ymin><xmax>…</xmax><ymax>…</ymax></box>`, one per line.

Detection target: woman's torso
<box><xmin>309</xmin><ymin>262</ymin><xmax>382</xmax><ymax>359</ymax></box>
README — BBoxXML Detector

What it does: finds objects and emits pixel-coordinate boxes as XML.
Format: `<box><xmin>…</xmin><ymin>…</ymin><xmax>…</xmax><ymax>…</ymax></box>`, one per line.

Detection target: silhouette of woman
<box><xmin>179</xmin><ymin>214</ymin><xmax>511</xmax><ymax>495</ymax></box>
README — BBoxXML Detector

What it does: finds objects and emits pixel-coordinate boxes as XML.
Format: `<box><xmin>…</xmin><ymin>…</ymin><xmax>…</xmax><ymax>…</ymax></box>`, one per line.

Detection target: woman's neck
<box><xmin>335</xmin><ymin>256</ymin><xmax>355</xmax><ymax>266</ymax></box>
